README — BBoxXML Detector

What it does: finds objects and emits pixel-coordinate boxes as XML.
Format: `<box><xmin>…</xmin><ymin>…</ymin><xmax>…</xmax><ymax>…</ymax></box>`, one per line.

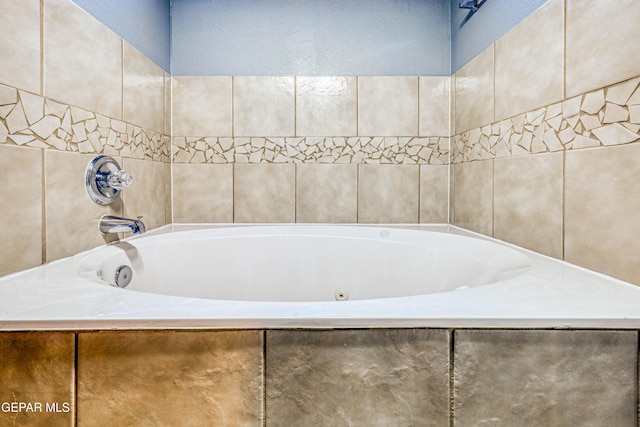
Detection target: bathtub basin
<box><xmin>1</xmin><ymin>224</ymin><xmax>640</xmax><ymax>330</ymax></box>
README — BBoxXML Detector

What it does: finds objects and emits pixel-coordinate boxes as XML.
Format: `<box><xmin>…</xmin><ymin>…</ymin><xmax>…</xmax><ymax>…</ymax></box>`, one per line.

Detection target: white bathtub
<box><xmin>2</xmin><ymin>224</ymin><xmax>640</xmax><ymax>330</ymax></box>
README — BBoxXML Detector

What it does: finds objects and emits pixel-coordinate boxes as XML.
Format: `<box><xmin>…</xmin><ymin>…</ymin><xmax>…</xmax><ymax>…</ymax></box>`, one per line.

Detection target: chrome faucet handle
<box><xmin>86</xmin><ymin>155</ymin><xmax>133</xmax><ymax>205</ymax></box>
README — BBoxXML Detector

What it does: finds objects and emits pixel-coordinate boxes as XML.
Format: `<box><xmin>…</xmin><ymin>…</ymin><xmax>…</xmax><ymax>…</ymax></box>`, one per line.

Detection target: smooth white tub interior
<box><xmin>80</xmin><ymin>226</ymin><xmax>531</xmax><ymax>302</ymax></box>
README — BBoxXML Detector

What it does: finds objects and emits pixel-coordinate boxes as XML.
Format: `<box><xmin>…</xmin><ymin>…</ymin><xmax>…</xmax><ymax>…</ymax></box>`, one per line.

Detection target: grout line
<box><xmin>293</xmin><ymin>76</ymin><xmax>297</xmax><ymax>138</ymax></box>
<box><xmin>120</xmin><ymin>39</ymin><xmax>124</xmax><ymax>121</ymax></box>
<box><xmin>41</xmin><ymin>149</ymin><xmax>46</xmax><ymax>264</ymax></box>
<box><xmin>563</xmin><ymin>0</ymin><xmax>567</xmax><ymax>101</ymax></box>
<box><xmin>231</xmin><ymin>76</ymin><xmax>235</xmax><ymax>138</ymax></box>
<box><xmin>562</xmin><ymin>150</ymin><xmax>566</xmax><ymax>260</ymax></box>
<box><xmin>449</xmin><ymin>329</ymin><xmax>455</xmax><ymax>427</ymax></box>
<box><xmin>356</xmin><ymin>164</ymin><xmax>360</xmax><ymax>223</ymax></box>
<box><xmin>356</xmin><ymin>76</ymin><xmax>359</xmax><ymax>137</ymax></box>
<box><xmin>491</xmin><ymin>159</ymin><xmax>495</xmax><ymax>237</ymax></box>
<box><xmin>262</xmin><ymin>330</ymin><xmax>267</xmax><ymax>427</ymax></box>
<box><xmin>40</xmin><ymin>0</ymin><xmax>44</xmax><ymax>97</ymax></box>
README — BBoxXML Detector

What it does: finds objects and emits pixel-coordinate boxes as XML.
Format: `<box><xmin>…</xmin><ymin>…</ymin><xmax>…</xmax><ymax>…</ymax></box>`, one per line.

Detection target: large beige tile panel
<box><xmin>454</xmin><ymin>330</ymin><xmax>637</xmax><ymax>426</ymax></box>
<box><xmin>234</xmin><ymin>76</ymin><xmax>295</xmax><ymax>137</ymax></box>
<box><xmin>0</xmin><ymin>0</ymin><xmax>40</xmax><ymax>94</ymax></box>
<box><xmin>173</xmin><ymin>164</ymin><xmax>233</xmax><ymax>223</ymax></box>
<box><xmin>0</xmin><ymin>332</ymin><xmax>75</xmax><ymax>427</ymax></box>
<box><xmin>419</xmin><ymin>165</ymin><xmax>448</xmax><ymax>223</ymax></box>
<box><xmin>358</xmin><ymin>165</ymin><xmax>419</xmax><ymax>223</ymax></box>
<box><xmin>453</xmin><ymin>160</ymin><xmax>493</xmax><ymax>236</ymax></box>
<box><xmin>495</xmin><ymin>0</ymin><xmax>564</xmax><ymax>120</ymax></box>
<box><xmin>296</xmin><ymin>164</ymin><xmax>357</xmax><ymax>223</ymax></box>
<box><xmin>234</xmin><ymin>164</ymin><xmax>295</xmax><ymax>222</ymax></box>
<box><xmin>358</xmin><ymin>76</ymin><xmax>419</xmax><ymax>136</ymax></box>
<box><xmin>123</xmin><ymin>42</ymin><xmax>165</xmax><ymax>133</ymax></box>
<box><xmin>296</xmin><ymin>77</ymin><xmax>357</xmax><ymax>136</ymax></box>
<box><xmin>494</xmin><ymin>152</ymin><xmax>563</xmax><ymax>258</ymax></box>
<box><xmin>78</xmin><ymin>331</ymin><xmax>263</xmax><ymax>426</ymax></box>
<box><xmin>44</xmin><ymin>0</ymin><xmax>122</xmax><ymax>119</ymax></box>
<box><xmin>122</xmin><ymin>159</ymin><xmax>166</xmax><ymax>230</ymax></box>
<box><xmin>0</xmin><ymin>145</ymin><xmax>42</xmax><ymax>277</ymax></box>
<box><xmin>172</xmin><ymin>76</ymin><xmax>232</xmax><ymax>136</ymax></box>
<box><xmin>266</xmin><ymin>329</ymin><xmax>450</xmax><ymax>426</ymax></box>
<box><xmin>45</xmin><ymin>151</ymin><xmax>121</xmax><ymax>262</ymax></box>
<box><xmin>455</xmin><ymin>45</ymin><xmax>494</xmax><ymax>133</ymax></box>
<box><xmin>566</xmin><ymin>144</ymin><xmax>640</xmax><ymax>284</ymax></box>
<box><xmin>566</xmin><ymin>0</ymin><xmax>640</xmax><ymax>98</ymax></box>
<box><xmin>419</xmin><ymin>76</ymin><xmax>451</xmax><ymax>136</ymax></box>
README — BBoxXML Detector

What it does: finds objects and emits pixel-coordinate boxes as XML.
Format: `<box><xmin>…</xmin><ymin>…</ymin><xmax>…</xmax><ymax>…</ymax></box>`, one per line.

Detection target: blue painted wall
<box><xmin>70</xmin><ymin>0</ymin><xmax>171</xmax><ymax>72</ymax></box>
<box><xmin>451</xmin><ymin>0</ymin><xmax>550</xmax><ymax>72</ymax></box>
<box><xmin>171</xmin><ymin>0</ymin><xmax>451</xmax><ymax>76</ymax></box>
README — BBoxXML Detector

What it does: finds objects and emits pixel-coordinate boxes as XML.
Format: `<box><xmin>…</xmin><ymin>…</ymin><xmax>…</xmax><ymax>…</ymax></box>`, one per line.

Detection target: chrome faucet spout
<box><xmin>99</xmin><ymin>215</ymin><xmax>146</xmax><ymax>235</ymax></box>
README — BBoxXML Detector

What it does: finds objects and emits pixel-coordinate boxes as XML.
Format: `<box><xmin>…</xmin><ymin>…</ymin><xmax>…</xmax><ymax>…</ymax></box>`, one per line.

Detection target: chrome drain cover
<box><xmin>114</xmin><ymin>265</ymin><xmax>133</xmax><ymax>288</ymax></box>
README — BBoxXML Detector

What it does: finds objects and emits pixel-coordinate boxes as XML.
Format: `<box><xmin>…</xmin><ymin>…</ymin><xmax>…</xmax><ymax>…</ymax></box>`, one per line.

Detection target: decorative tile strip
<box><xmin>0</xmin><ymin>84</ymin><xmax>169</xmax><ymax>162</ymax></box>
<box><xmin>171</xmin><ymin>136</ymin><xmax>449</xmax><ymax>165</ymax></box>
<box><xmin>452</xmin><ymin>77</ymin><xmax>640</xmax><ymax>163</ymax></box>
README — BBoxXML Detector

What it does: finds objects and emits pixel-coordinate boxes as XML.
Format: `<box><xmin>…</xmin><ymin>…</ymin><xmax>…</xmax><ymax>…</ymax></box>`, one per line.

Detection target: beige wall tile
<box><xmin>0</xmin><ymin>145</ymin><xmax>42</xmax><ymax>277</ymax></box>
<box><xmin>44</xmin><ymin>0</ymin><xmax>122</xmax><ymax>119</ymax></box>
<box><xmin>234</xmin><ymin>164</ymin><xmax>295</xmax><ymax>222</ymax></box>
<box><xmin>123</xmin><ymin>42</ymin><xmax>165</xmax><ymax>133</ymax></box>
<box><xmin>358</xmin><ymin>77</ymin><xmax>419</xmax><ymax>136</ymax></box>
<box><xmin>420</xmin><ymin>165</ymin><xmax>448</xmax><ymax>223</ymax></box>
<box><xmin>172</xmin><ymin>76</ymin><xmax>232</xmax><ymax>137</ymax></box>
<box><xmin>78</xmin><ymin>331</ymin><xmax>263</xmax><ymax>426</ymax></box>
<box><xmin>454</xmin><ymin>330</ymin><xmax>637</xmax><ymax>426</ymax></box>
<box><xmin>173</xmin><ymin>163</ymin><xmax>233</xmax><ymax>223</ymax></box>
<box><xmin>0</xmin><ymin>0</ymin><xmax>40</xmax><ymax>94</ymax></box>
<box><xmin>455</xmin><ymin>45</ymin><xmax>494</xmax><ymax>134</ymax></box>
<box><xmin>566</xmin><ymin>144</ymin><xmax>640</xmax><ymax>284</ymax></box>
<box><xmin>566</xmin><ymin>0</ymin><xmax>640</xmax><ymax>98</ymax></box>
<box><xmin>45</xmin><ymin>151</ymin><xmax>122</xmax><ymax>262</ymax></box>
<box><xmin>495</xmin><ymin>0</ymin><xmax>564</xmax><ymax>121</ymax></box>
<box><xmin>164</xmin><ymin>161</ymin><xmax>172</xmax><ymax>224</ymax></box>
<box><xmin>163</xmin><ymin>72</ymin><xmax>171</xmax><ymax>136</ymax></box>
<box><xmin>234</xmin><ymin>76</ymin><xmax>295</xmax><ymax>137</ymax></box>
<box><xmin>267</xmin><ymin>329</ymin><xmax>450</xmax><ymax>426</ymax></box>
<box><xmin>0</xmin><ymin>332</ymin><xmax>75</xmax><ymax>427</ymax></box>
<box><xmin>296</xmin><ymin>77</ymin><xmax>357</xmax><ymax>136</ymax></box>
<box><xmin>296</xmin><ymin>164</ymin><xmax>357</xmax><ymax>223</ymax></box>
<box><xmin>419</xmin><ymin>76</ymin><xmax>451</xmax><ymax>137</ymax></box>
<box><xmin>358</xmin><ymin>165</ymin><xmax>419</xmax><ymax>223</ymax></box>
<box><xmin>494</xmin><ymin>152</ymin><xmax>563</xmax><ymax>258</ymax></box>
<box><xmin>122</xmin><ymin>159</ymin><xmax>166</xmax><ymax>231</ymax></box>
<box><xmin>453</xmin><ymin>160</ymin><xmax>492</xmax><ymax>236</ymax></box>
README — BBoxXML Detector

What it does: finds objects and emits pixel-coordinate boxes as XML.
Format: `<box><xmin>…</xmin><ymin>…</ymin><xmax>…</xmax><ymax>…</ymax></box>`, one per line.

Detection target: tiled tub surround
<box><xmin>1</xmin><ymin>329</ymin><xmax>636</xmax><ymax>426</ymax></box>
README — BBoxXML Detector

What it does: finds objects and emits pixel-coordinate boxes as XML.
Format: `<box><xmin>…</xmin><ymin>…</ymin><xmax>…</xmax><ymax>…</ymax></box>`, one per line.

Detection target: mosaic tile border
<box><xmin>171</xmin><ymin>136</ymin><xmax>449</xmax><ymax>165</ymax></box>
<box><xmin>453</xmin><ymin>77</ymin><xmax>640</xmax><ymax>163</ymax></box>
<box><xmin>0</xmin><ymin>84</ymin><xmax>170</xmax><ymax>162</ymax></box>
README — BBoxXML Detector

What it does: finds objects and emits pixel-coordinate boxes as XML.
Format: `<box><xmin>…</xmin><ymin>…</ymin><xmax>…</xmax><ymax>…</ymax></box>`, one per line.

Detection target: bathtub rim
<box><xmin>2</xmin><ymin>223</ymin><xmax>640</xmax><ymax>331</ymax></box>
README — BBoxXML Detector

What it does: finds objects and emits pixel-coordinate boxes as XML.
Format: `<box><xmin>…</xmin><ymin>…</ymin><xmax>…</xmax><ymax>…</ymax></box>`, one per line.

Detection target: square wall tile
<box><xmin>173</xmin><ymin>164</ymin><xmax>233</xmax><ymax>223</ymax></box>
<box><xmin>567</xmin><ymin>0</ymin><xmax>640</xmax><ymax>97</ymax></box>
<box><xmin>172</xmin><ymin>76</ymin><xmax>232</xmax><ymax>137</ymax></box>
<box><xmin>0</xmin><ymin>332</ymin><xmax>75</xmax><ymax>427</ymax></box>
<box><xmin>296</xmin><ymin>77</ymin><xmax>357</xmax><ymax>136</ymax></box>
<box><xmin>419</xmin><ymin>76</ymin><xmax>451</xmax><ymax>136</ymax></box>
<box><xmin>455</xmin><ymin>45</ymin><xmax>494</xmax><ymax>133</ymax></box>
<box><xmin>234</xmin><ymin>164</ymin><xmax>295</xmax><ymax>222</ymax></box>
<box><xmin>234</xmin><ymin>76</ymin><xmax>295</xmax><ymax>137</ymax></box>
<box><xmin>358</xmin><ymin>165</ymin><xmax>419</xmax><ymax>223</ymax></box>
<box><xmin>495</xmin><ymin>0</ymin><xmax>564</xmax><ymax>120</ymax></box>
<box><xmin>0</xmin><ymin>145</ymin><xmax>42</xmax><ymax>277</ymax></box>
<box><xmin>453</xmin><ymin>160</ymin><xmax>492</xmax><ymax>236</ymax></box>
<box><xmin>358</xmin><ymin>77</ymin><xmax>418</xmax><ymax>136</ymax></box>
<box><xmin>123</xmin><ymin>42</ymin><xmax>165</xmax><ymax>133</ymax></box>
<box><xmin>0</xmin><ymin>0</ymin><xmax>40</xmax><ymax>94</ymax></box>
<box><xmin>566</xmin><ymin>144</ymin><xmax>640</xmax><ymax>284</ymax></box>
<box><xmin>266</xmin><ymin>329</ymin><xmax>450</xmax><ymax>426</ymax></box>
<box><xmin>122</xmin><ymin>159</ymin><xmax>166</xmax><ymax>231</ymax></box>
<box><xmin>454</xmin><ymin>330</ymin><xmax>637</xmax><ymax>426</ymax></box>
<box><xmin>45</xmin><ymin>151</ymin><xmax>122</xmax><ymax>262</ymax></box>
<box><xmin>296</xmin><ymin>164</ymin><xmax>357</xmax><ymax>223</ymax></box>
<box><xmin>493</xmin><ymin>152</ymin><xmax>563</xmax><ymax>259</ymax></box>
<box><xmin>420</xmin><ymin>165</ymin><xmax>448</xmax><ymax>223</ymax></box>
<box><xmin>78</xmin><ymin>331</ymin><xmax>263</xmax><ymax>426</ymax></box>
<box><xmin>44</xmin><ymin>0</ymin><xmax>122</xmax><ymax>119</ymax></box>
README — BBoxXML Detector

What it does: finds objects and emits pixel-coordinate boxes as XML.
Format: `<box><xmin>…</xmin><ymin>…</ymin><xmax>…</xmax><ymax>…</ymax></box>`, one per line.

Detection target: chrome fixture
<box><xmin>99</xmin><ymin>215</ymin><xmax>146</xmax><ymax>235</ymax></box>
<box><xmin>459</xmin><ymin>0</ymin><xmax>484</xmax><ymax>11</ymax></box>
<box><xmin>113</xmin><ymin>265</ymin><xmax>133</xmax><ymax>288</ymax></box>
<box><xmin>85</xmin><ymin>155</ymin><xmax>133</xmax><ymax>205</ymax></box>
